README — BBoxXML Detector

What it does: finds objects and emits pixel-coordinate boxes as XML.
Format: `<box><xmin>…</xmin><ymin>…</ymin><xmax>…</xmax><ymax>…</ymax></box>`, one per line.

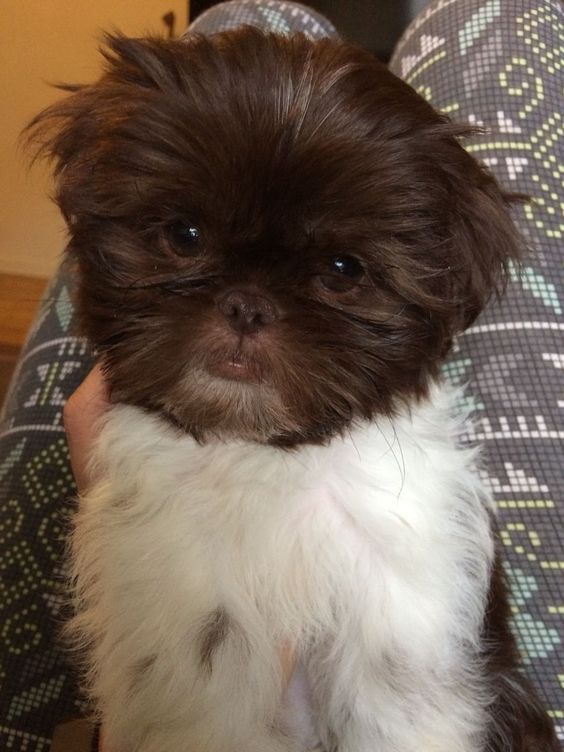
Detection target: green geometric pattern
<box><xmin>0</xmin><ymin>440</ymin><xmax>26</xmax><ymax>486</ymax></box>
<box><xmin>513</xmin><ymin>613</ymin><xmax>562</xmax><ymax>663</ymax></box>
<box><xmin>55</xmin><ymin>286</ymin><xmax>73</xmax><ymax>333</ymax></box>
<box><xmin>7</xmin><ymin>676</ymin><xmax>66</xmax><ymax>723</ymax></box>
<box><xmin>459</xmin><ymin>0</ymin><xmax>502</xmax><ymax>55</ymax></box>
<box><xmin>510</xmin><ymin>264</ymin><xmax>562</xmax><ymax>315</ymax></box>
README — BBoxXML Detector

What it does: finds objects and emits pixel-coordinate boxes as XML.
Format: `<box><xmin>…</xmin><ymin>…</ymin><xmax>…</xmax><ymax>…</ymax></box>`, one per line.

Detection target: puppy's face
<box><xmin>29</xmin><ymin>29</ymin><xmax>522</xmax><ymax>444</ymax></box>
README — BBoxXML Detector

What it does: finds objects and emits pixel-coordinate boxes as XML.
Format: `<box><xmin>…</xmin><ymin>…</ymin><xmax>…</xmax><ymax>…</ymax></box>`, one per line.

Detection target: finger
<box><xmin>64</xmin><ymin>363</ymin><xmax>110</xmax><ymax>492</ymax></box>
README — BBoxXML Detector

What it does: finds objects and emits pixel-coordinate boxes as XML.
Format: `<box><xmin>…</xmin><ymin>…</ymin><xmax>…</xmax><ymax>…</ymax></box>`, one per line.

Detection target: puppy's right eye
<box><xmin>166</xmin><ymin>221</ymin><xmax>201</xmax><ymax>257</ymax></box>
<box><xmin>319</xmin><ymin>255</ymin><xmax>365</xmax><ymax>292</ymax></box>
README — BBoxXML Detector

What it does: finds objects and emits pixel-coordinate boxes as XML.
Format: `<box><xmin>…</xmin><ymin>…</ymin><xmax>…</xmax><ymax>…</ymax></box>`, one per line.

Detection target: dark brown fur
<box><xmin>26</xmin><ymin>28</ymin><xmax>558</xmax><ymax>749</ymax></box>
<box><xmin>482</xmin><ymin>550</ymin><xmax>559</xmax><ymax>751</ymax></box>
<box><xmin>199</xmin><ymin>608</ymin><xmax>230</xmax><ymax>673</ymax></box>
<box><xmin>26</xmin><ymin>29</ymin><xmax>524</xmax><ymax>445</ymax></box>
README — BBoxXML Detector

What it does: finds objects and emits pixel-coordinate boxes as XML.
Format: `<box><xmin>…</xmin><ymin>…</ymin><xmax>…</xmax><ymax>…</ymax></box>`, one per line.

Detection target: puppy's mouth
<box><xmin>206</xmin><ymin>349</ymin><xmax>268</xmax><ymax>384</ymax></box>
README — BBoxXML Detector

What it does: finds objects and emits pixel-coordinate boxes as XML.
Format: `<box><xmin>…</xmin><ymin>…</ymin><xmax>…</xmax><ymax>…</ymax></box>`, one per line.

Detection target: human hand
<box><xmin>63</xmin><ymin>363</ymin><xmax>109</xmax><ymax>493</ymax></box>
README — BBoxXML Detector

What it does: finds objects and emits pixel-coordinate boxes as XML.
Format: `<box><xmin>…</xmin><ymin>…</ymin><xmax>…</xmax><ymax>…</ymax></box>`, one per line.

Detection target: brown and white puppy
<box><xmin>29</xmin><ymin>28</ymin><xmax>558</xmax><ymax>752</ymax></box>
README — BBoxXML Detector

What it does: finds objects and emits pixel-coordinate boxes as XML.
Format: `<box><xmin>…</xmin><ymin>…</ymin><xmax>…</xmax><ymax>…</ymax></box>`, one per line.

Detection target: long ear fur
<box><xmin>23</xmin><ymin>33</ymin><xmax>199</xmax><ymax>224</ymax></box>
<box><xmin>431</xmin><ymin>124</ymin><xmax>526</xmax><ymax>331</ymax></box>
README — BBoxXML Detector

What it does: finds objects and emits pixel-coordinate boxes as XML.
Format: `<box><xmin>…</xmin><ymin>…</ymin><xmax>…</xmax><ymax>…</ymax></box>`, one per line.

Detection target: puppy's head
<box><xmin>28</xmin><ymin>28</ymin><xmax>523</xmax><ymax>444</ymax></box>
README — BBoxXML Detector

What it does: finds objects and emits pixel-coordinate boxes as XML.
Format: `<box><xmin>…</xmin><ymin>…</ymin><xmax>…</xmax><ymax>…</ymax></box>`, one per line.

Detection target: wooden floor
<box><xmin>0</xmin><ymin>273</ymin><xmax>48</xmax><ymax>406</ymax></box>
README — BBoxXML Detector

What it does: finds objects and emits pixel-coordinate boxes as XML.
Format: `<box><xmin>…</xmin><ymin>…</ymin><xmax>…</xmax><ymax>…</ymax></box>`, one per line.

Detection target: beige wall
<box><xmin>1</xmin><ymin>0</ymin><xmax>188</xmax><ymax>279</ymax></box>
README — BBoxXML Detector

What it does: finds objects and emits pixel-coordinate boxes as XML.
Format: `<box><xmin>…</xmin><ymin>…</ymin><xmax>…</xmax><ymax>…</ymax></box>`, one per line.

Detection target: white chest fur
<box><xmin>71</xmin><ymin>383</ymin><xmax>494</xmax><ymax>752</ymax></box>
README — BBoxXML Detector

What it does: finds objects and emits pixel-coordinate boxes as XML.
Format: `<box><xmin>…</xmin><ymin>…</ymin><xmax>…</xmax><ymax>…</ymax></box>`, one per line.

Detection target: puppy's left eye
<box><xmin>331</xmin><ymin>256</ymin><xmax>363</xmax><ymax>277</ymax></box>
<box><xmin>320</xmin><ymin>255</ymin><xmax>364</xmax><ymax>292</ymax></box>
<box><xmin>167</xmin><ymin>221</ymin><xmax>201</xmax><ymax>257</ymax></box>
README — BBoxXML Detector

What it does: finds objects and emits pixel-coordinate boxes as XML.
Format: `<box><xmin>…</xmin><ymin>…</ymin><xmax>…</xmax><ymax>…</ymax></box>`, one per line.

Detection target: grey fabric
<box><xmin>0</xmin><ymin>262</ymin><xmax>93</xmax><ymax>751</ymax></box>
<box><xmin>0</xmin><ymin>1</ymin><xmax>561</xmax><ymax>749</ymax></box>
<box><xmin>188</xmin><ymin>0</ymin><xmax>338</xmax><ymax>38</ymax></box>
<box><xmin>390</xmin><ymin>0</ymin><xmax>564</xmax><ymax>738</ymax></box>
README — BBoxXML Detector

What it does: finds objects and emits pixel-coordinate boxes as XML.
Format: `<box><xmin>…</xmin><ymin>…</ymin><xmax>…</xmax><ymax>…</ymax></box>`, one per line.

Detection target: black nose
<box><xmin>217</xmin><ymin>290</ymin><xmax>278</xmax><ymax>335</ymax></box>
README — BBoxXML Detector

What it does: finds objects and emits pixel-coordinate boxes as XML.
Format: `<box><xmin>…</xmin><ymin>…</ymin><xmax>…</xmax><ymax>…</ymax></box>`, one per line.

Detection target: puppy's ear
<box><xmin>23</xmin><ymin>33</ymin><xmax>188</xmax><ymax>224</ymax></box>
<box><xmin>435</xmin><ymin>126</ymin><xmax>526</xmax><ymax>331</ymax></box>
